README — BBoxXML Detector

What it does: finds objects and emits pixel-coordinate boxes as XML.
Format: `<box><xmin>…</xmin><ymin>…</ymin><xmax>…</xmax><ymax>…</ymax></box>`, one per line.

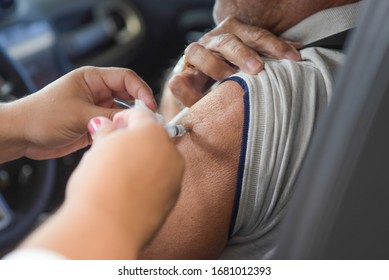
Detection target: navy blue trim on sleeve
<box><xmin>225</xmin><ymin>76</ymin><xmax>250</xmax><ymax>239</ymax></box>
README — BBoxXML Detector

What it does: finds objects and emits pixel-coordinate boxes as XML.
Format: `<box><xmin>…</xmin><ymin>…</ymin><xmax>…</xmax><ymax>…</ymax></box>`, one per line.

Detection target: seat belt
<box><xmin>299</xmin><ymin>28</ymin><xmax>353</xmax><ymax>50</ymax></box>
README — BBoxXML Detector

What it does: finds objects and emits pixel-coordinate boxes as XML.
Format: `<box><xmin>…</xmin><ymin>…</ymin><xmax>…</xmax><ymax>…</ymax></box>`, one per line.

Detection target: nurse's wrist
<box><xmin>0</xmin><ymin>101</ymin><xmax>28</xmax><ymax>162</ymax></box>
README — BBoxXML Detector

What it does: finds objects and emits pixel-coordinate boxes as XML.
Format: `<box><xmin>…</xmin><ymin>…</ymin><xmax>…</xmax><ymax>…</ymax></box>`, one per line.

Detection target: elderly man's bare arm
<box><xmin>141</xmin><ymin>80</ymin><xmax>244</xmax><ymax>259</ymax></box>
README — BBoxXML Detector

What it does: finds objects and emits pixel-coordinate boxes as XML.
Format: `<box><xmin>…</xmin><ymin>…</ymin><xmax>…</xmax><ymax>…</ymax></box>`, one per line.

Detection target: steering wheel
<box><xmin>0</xmin><ymin>46</ymin><xmax>56</xmax><ymax>255</ymax></box>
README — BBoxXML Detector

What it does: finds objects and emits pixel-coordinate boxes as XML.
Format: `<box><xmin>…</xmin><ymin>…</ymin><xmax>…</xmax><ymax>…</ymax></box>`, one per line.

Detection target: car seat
<box><xmin>273</xmin><ymin>0</ymin><xmax>389</xmax><ymax>259</ymax></box>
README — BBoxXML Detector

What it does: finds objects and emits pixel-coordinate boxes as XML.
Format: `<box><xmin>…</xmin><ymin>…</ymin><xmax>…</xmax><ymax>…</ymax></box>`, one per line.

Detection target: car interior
<box><xmin>0</xmin><ymin>0</ymin><xmax>388</xmax><ymax>259</ymax></box>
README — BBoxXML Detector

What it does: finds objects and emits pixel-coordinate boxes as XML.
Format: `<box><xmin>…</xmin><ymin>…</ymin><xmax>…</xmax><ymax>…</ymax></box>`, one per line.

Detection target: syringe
<box><xmin>113</xmin><ymin>98</ymin><xmax>190</xmax><ymax>138</ymax></box>
<box><xmin>165</xmin><ymin>124</ymin><xmax>190</xmax><ymax>138</ymax></box>
<box><xmin>113</xmin><ymin>98</ymin><xmax>135</xmax><ymax>109</ymax></box>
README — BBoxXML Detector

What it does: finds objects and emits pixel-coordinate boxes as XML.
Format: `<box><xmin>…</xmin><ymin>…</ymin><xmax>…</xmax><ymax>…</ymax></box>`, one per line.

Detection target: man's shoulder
<box><xmin>231</xmin><ymin>48</ymin><xmax>344</xmax><ymax>93</ymax></box>
<box><xmin>267</xmin><ymin>47</ymin><xmax>344</xmax><ymax>73</ymax></box>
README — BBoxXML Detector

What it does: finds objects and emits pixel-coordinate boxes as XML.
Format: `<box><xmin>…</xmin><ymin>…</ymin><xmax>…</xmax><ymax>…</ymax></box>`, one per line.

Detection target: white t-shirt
<box><xmin>220</xmin><ymin>2</ymin><xmax>361</xmax><ymax>259</ymax></box>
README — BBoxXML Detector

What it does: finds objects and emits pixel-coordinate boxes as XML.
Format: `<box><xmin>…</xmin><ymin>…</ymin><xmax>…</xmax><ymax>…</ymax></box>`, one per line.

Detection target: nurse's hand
<box><xmin>19</xmin><ymin>108</ymin><xmax>184</xmax><ymax>259</ymax></box>
<box><xmin>1</xmin><ymin>66</ymin><xmax>156</xmax><ymax>163</ymax></box>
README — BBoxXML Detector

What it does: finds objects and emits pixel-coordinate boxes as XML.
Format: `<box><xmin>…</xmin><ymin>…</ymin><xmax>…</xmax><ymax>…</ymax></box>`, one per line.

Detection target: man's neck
<box><xmin>272</xmin><ymin>0</ymin><xmax>360</xmax><ymax>35</ymax></box>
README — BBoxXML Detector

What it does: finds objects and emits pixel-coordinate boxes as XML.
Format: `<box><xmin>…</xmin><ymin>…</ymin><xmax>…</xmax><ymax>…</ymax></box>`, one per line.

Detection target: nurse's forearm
<box><xmin>0</xmin><ymin>101</ymin><xmax>28</xmax><ymax>163</ymax></box>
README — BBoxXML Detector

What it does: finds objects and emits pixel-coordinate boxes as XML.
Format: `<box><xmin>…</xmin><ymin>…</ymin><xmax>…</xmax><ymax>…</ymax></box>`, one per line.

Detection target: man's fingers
<box><xmin>191</xmin><ymin>17</ymin><xmax>300</xmax><ymax>76</ymax></box>
<box><xmin>167</xmin><ymin>17</ymin><xmax>302</xmax><ymax>108</ymax></box>
<box><xmin>222</xmin><ymin>17</ymin><xmax>301</xmax><ymax>61</ymax></box>
<box><xmin>184</xmin><ymin>43</ymin><xmax>236</xmax><ymax>81</ymax></box>
<box><xmin>168</xmin><ymin>73</ymin><xmax>207</xmax><ymax>107</ymax></box>
<box><xmin>284</xmin><ymin>40</ymin><xmax>303</xmax><ymax>49</ymax></box>
<box><xmin>199</xmin><ymin>33</ymin><xmax>265</xmax><ymax>74</ymax></box>
<box><xmin>241</xmin><ymin>27</ymin><xmax>301</xmax><ymax>60</ymax></box>
<box><xmin>200</xmin><ymin>17</ymin><xmax>301</xmax><ymax>64</ymax></box>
